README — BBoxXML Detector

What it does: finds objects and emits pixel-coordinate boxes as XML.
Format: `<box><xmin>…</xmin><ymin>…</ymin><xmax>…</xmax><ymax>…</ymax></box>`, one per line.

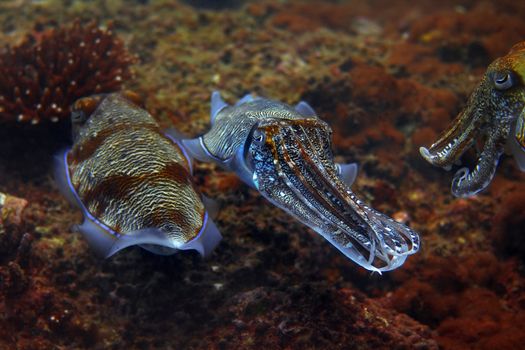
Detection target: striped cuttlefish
<box><xmin>55</xmin><ymin>92</ymin><xmax>221</xmax><ymax>258</ymax></box>
<box><xmin>182</xmin><ymin>92</ymin><xmax>420</xmax><ymax>272</ymax></box>
<box><xmin>420</xmin><ymin>41</ymin><xmax>525</xmax><ymax>197</ymax></box>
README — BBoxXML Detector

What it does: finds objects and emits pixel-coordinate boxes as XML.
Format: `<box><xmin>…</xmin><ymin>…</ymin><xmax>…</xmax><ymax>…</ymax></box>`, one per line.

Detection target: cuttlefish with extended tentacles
<box><xmin>420</xmin><ymin>42</ymin><xmax>525</xmax><ymax>197</ymax></box>
<box><xmin>182</xmin><ymin>92</ymin><xmax>420</xmax><ymax>272</ymax></box>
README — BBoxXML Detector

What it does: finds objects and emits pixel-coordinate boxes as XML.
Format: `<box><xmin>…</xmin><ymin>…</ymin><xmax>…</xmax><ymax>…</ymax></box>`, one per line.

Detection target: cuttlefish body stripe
<box><xmin>56</xmin><ymin>92</ymin><xmax>222</xmax><ymax>257</ymax></box>
<box><xmin>70</xmin><ymin>121</ymin><xmax>203</xmax><ymax>238</ymax></box>
<box><xmin>182</xmin><ymin>92</ymin><xmax>419</xmax><ymax>271</ymax></box>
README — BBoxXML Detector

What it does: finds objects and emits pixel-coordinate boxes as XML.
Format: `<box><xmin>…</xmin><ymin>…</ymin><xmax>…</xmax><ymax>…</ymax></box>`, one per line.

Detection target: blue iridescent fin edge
<box><xmin>106</xmin><ymin>212</ymin><xmax>222</xmax><ymax>258</ymax></box>
<box><xmin>211</xmin><ymin>91</ymin><xmax>229</xmax><ymax>125</ymax></box>
<box><xmin>107</xmin><ymin>228</ymin><xmax>178</xmax><ymax>257</ymax></box>
<box><xmin>181</xmin><ymin>137</ymin><xmax>222</xmax><ymax>164</ymax></box>
<box><xmin>54</xmin><ymin>149</ymin><xmax>119</xmax><ymax>257</ymax></box>
<box><xmin>336</xmin><ymin>162</ymin><xmax>358</xmax><ymax>186</ymax></box>
<box><xmin>295</xmin><ymin>101</ymin><xmax>317</xmax><ymax>118</ymax></box>
<box><xmin>235</xmin><ymin>93</ymin><xmax>255</xmax><ymax>106</ymax></box>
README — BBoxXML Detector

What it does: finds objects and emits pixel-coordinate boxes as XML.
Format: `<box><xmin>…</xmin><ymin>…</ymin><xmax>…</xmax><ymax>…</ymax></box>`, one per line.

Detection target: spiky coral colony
<box><xmin>0</xmin><ymin>20</ymin><xmax>135</xmax><ymax>125</ymax></box>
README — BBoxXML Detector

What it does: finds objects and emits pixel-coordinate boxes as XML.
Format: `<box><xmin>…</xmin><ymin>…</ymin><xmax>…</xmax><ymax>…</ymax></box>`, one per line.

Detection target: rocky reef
<box><xmin>0</xmin><ymin>0</ymin><xmax>524</xmax><ymax>349</ymax></box>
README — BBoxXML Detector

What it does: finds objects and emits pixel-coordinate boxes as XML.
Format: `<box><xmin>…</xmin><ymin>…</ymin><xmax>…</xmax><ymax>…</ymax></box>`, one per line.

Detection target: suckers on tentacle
<box><xmin>55</xmin><ymin>92</ymin><xmax>221</xmax><ymax>258</ymax></box>
<box><xmin>183</xmin><ymin>91</ymin><xmax>419</xmax><ymax>272</ymax></box>
<box><xmin>420</xmin><ymin>41</ymin><xmax>525</xmax><ymax>197</ymax></box>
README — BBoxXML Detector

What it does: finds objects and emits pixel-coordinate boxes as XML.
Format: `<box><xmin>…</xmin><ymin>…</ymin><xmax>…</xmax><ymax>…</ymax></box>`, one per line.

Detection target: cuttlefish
<box><xmin>420</xmin><ymin>41</ymin><xmax>525</xmax><ymax>197</ymax></box>
<box><xmin>55</xmin><ymin>92</ymin><xmax>221</xmax><ymax>258</ymax></box>
<box><xmin>183</xmin><ymin>92</ymin><xmax>419</xmax><ymax>272</ymax></box>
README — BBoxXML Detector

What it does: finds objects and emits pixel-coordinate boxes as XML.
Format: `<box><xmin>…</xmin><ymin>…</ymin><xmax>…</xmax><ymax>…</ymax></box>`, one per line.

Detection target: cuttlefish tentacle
<box><xmin>184</xmin><ymin>92</ymin><xmax>419</xmax><ymax>272</ymax></box>
<box><xmin>420</xmin><ymin>41</ymin><xmax>525</xmax><ymax>197</ymax></box>
<box><xmin>451</xmin><ymin>118</ymin><xmax>509</xmax><ymax>197</ymax></box>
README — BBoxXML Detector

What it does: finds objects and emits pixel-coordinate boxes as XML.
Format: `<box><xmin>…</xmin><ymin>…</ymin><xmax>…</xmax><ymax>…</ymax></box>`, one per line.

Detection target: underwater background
<box><xmin>0</xmin><ymin>0</ymin><xmax>525</xmax><ymax>349</ymax></box>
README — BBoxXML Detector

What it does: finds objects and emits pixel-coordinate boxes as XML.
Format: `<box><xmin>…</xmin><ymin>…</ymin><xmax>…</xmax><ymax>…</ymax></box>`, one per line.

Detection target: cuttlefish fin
<box><xmin>295</xmin><ymin>101</ymin><xmax>317</xmax><ymax>118</ymax></box>
<box><xmin>105</xmin><ymin>228</ymin><xmax>176</xmax><ymax>257</ymax></box>
<box><xmin>178</xmin><ymin>212</ymin><xmax>222</xmax><ymax>257</ymax></box>
<box><xmin>235</xmin><ymin>93</ymin><xmax>255</xmax><ymax>106</ymax></box>
<box><xmin>336</xmin><ymin>162</ymin><xmax>358</xmax><ymax>186</ymax></box>
<box><xmin>211</xmin><ymin>91</ymin><xmax>229</xmax><ymax>125</ymax></box>
<box><xmin>74</xmin><ymin>216</ymin><xmax>119</xmax><ymax>258</ymax></box>
<box><xmin>202</xmin><ymin>195</ymin><xmax>220</xmax><ymax>219</ymax></box>
<box><xmin>106</xmin><ymin>211</ymin><xmax>222</xmax><ymax>258</ymax></box>
<box><xmin>54</xmin><ymin>149</ymin><xmax>79</xmax><ymax>209</ymax></box>
<box><xmin>181</xmin><ymin>137</ymin><xmax>217</xmax><ymax>163</ymax></box>
<box><xmin>54</xmin><ymin>149</ymin><xmax>120</xmax><ymax>258</ymax></box>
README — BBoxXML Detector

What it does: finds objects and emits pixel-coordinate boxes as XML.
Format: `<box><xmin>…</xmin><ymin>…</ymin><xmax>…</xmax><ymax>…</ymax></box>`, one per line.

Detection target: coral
<box><xmin>0</xmin><ymin>19</ymin><xmax>134</xmax><ymax>125</ymax></box>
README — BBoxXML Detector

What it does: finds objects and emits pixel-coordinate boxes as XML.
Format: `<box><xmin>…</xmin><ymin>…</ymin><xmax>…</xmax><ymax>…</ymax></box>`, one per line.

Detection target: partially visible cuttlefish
<box><xmin>420</xmin><ymin>41</ymin><xmax>525</xmax><ymax>197</ymax></box>
<box><xmin>55</xmin><ymin>92</ymin><xmax>221</xmax><ymax>258</ymax></box>
<box><xmin>182</xmin><ymin>91</ymin><xmax>419</xmax><ymax>272</ymax></box>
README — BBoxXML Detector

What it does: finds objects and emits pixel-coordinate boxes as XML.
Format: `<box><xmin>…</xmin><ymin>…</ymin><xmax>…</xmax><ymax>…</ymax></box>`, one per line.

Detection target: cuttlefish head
<box><xmin>246</xmin><ymin>118</ymin><xmax>419</xmax><ymax>272</ymax></box>
<box><xmin>420</xmin><ymin>41</ymin><xmax>525</xmax><ymax>197</ymax></box>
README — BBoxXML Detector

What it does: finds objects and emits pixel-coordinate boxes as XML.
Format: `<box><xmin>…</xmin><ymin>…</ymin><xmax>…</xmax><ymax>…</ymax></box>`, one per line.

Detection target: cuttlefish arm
<box><xmin>420</xmin><ymin>41</ymin><xmax>525</xmax><ymax>197</ymax></box>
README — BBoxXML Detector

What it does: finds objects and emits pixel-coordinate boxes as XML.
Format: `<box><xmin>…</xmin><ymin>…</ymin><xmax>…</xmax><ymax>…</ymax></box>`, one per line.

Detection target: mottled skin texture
<box><xmin>420</xmin><ymin>41</ymin><xmax>525</xmax><ymax>197</ymax></box>
<box><xmin>188</xmin><ymin>94</ymin><xmax>419</xmax><ymax>272</ymax></box>
<box><xmin>67</xmin><ymin>93</ymin><xmax>205</xmax><ymax>248</ymax></box>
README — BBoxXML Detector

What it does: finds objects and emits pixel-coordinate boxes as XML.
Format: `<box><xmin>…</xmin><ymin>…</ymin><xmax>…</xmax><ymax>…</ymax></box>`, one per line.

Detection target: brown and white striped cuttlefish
<box><xmin>55</xmin><ymin>92</ymin><xmax>221</xmax><ymax>258</ymax></box>
<box><xmin>420</xmin><ymin>42</ymin><xmax>525</xmax><ymax>197</ymax></box>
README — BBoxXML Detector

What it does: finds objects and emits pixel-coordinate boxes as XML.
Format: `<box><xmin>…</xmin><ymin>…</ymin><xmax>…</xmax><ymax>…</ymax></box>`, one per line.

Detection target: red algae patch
<box><xmin>270</xmin><ymin>3</ymin><xmax>357</xmax><ymax>33</ymax></box>
<box><xmin>491</xmin><ymin>185</ymin><xmax>525</xmax><ymax>258</ymax></box>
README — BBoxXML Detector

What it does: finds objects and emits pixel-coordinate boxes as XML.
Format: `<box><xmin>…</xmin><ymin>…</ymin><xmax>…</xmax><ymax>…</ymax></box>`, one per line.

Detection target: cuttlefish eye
<box><xmin>493</xmin><ymin>71</ymin><xmax>514</xmax><ymax>90</ymax></box>
<box><xmin>71</xmin><ymin>96</ymin><xmax>103</xmax><ymax>125</ymax></box>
